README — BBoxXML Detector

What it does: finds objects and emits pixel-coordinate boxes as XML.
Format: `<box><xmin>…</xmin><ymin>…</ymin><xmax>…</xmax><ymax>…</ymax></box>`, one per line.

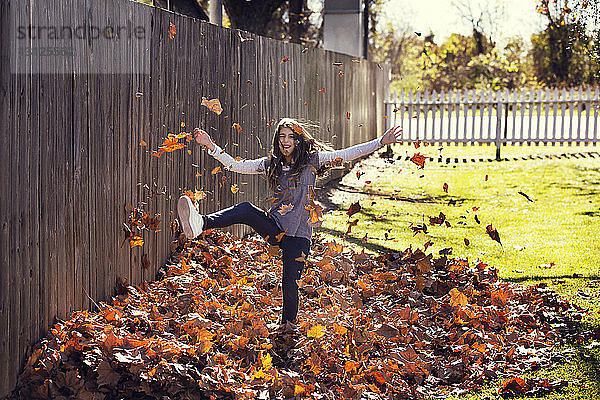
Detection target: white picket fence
<box><xmin>385</xmin><ymin>88</ymin><xmax>600</xmax><ymax>151</ymax></box>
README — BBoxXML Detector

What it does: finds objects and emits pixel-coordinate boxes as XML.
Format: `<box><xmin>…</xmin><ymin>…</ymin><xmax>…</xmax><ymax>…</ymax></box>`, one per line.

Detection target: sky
<box><xmin>378</xmin><ymin>0</ymin><xmax>547</xmax><ymax>45</ymax></box>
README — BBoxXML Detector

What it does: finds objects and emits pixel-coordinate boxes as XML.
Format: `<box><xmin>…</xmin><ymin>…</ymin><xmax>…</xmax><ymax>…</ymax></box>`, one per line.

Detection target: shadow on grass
<box><xmin>315</xmin><ymin>226</ymin><xmax>399</xmax><ymax>255</ymax></box>
<box><xmin>316</xmin><ymin>178</ymin><xmax>471</xmax><ymax>212</ymax></box>
<box><xmin>579</xmin><ymin>211</ymin><xmax>600</xmax><ymax>217</ymax></box>
<box><xmin>505</xmin><ymin>275</ymin><xmax>600</xmax><ymax>283</ymax></box>
<box><xmin>572</xmin><ymin>343</ymin><xmax>600</xmax><ymax>380</ymax></box>
<box><xmin>555</xmin><ymin>183</ymin><xmax>600</xmax><ymax>197</ymax></box>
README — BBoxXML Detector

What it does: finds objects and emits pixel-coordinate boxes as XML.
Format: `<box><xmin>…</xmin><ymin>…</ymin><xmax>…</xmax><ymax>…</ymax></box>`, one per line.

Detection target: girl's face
<box><xmin>278</xmin><ymin>127</ymin><xmax>297</xmax><ymax>158</ymax></box>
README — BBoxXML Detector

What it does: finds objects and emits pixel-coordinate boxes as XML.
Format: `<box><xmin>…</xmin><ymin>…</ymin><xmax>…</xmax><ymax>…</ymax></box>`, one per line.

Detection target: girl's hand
<box><xmin>193</xmin><ymin>128</ymin><xmax>216</xmax><ymax>151</ymax></box>
<box><xmin>380</xmin><ymin>125</ymin><xmax>403</xmax><ymax>145</ymax></box>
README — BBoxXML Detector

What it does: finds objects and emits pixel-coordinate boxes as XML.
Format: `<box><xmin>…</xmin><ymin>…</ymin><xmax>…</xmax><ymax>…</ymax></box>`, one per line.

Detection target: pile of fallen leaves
<box><xmin>9</xmin><ymin>230</ymin><xmax>584</xmax><ymax>400</ymax></box>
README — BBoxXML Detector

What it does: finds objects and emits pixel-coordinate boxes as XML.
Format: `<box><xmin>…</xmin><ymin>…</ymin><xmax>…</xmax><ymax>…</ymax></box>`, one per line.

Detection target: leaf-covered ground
<box><xmin>8</xmin><ymin>227</ymin><xmax>589</xmax><ymax>400</ymax></box>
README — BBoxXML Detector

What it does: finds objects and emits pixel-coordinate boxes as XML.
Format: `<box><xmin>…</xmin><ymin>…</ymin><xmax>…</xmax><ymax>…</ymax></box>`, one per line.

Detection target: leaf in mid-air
<box><xmin>129</xmin><ymin>235</ymin><xmax>144</xmax><ymax>248</ymax></box>
<box><xmin>278</xmin><ymin>203</ymin><xmax>294</xmax><ymax>215</ymax></box>
<box><xmin>201</xmin><ymin>97</ymin><xmax>223</xmax><ymax>115</ymax></box>
<box><xmin>410</xmin><ymin>152</ymin><xmax>427</xmax><ymax>168</ymax></box>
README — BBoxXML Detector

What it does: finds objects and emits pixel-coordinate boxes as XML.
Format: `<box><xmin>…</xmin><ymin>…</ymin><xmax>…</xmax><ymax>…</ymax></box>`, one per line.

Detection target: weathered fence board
<box><xmin>0</xmin><ymin>0</ymin><xmax>9</xmax><ymax>388</ymax></box>
<box><xmin>0</xmin><ymin>0</ymin><xmax>388</xmax><ymax>396</ymax></box>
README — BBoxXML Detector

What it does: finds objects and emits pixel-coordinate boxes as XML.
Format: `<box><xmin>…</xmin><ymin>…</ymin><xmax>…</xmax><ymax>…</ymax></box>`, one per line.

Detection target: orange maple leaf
<box><xmin>410</xmin><ymin>152</ymin><xmax>427</xmax><ymax>168</ymax></box>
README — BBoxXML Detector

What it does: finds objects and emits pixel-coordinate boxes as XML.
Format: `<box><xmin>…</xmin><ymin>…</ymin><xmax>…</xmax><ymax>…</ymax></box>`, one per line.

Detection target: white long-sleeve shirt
<box><xmin>207</xmin><ymin>137</ymin><xmax>384</xmax><ymax>174</ymax></box>
<box><xmin>207</xmin><ymin>137</ymin><xmax>384</xmax><ymax>238</ymax></box>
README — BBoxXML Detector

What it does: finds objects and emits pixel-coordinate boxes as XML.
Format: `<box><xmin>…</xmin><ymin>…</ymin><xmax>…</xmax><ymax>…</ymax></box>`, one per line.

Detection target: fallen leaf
<box><xmin>449</xmin><ymin>288</ymin><xmax>468</xmax><ymax>308</ymax></box>
<box><xmin>346</xmin><ymin>201</ymin><xmax>361</xmax><ymax>217</ymax></box>
<box><xmin>410</xmin><ymin>223</ymin><xmax>428</xmax><ymax>235</ymax></box>
<box><xmin>429</xmin><ymin>212</ymin><xmax>446</xmax><ymax>226</ymax></box>
<box><xmin>346</xmin><ymin>219</ymin><xmax>358</xmax><ymax>235</ymax></box>
<box><xmin>486</xmin><ymin>224</ymin><xmax>502</xmax><ymax>245</ymax></box>
<box><xmin>307</xmin><ymin>324</ymin><xmax>325</xmax><ymax>338</ymax></box>
<box><xmin>499</xmin><ymin>377</ymin><xmax>527</xmax><ymax>395</ymax></box>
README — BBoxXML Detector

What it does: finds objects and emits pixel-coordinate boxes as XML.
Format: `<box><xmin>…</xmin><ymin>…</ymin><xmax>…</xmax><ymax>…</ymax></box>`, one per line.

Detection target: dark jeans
<box><xmin>203</xmin><ymin>201</ymin><xmax>311</xmax><ymax>324</ymax></box>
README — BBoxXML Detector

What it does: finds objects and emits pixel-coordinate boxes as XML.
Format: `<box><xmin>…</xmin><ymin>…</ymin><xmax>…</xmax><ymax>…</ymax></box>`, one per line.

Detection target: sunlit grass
<box><xmin>316</xmin><ymin>144</ymin><xmax>600</xmax><ymax>399</ymax></box>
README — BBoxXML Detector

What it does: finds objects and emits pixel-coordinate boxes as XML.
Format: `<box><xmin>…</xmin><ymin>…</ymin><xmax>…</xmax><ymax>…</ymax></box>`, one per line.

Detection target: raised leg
<box><xmin>204</xmin><ymin>201</ymin><xmax>282</xmax><ymax>244</ymax></box>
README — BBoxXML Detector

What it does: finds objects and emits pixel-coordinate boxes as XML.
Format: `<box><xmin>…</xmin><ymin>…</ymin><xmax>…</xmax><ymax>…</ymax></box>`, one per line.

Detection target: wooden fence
<box><xmin>0</xmin><ymin>0</ymin><xmax>388</xmax><ymax>396</ymax></box>
<box><xmin>385</xmin><ymin>87</ymin><xmax>600</xmax><ymax>158</ymax></box>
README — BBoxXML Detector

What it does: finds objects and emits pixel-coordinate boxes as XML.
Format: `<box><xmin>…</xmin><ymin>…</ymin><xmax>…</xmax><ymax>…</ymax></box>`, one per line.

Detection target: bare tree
<box><xmin>451</xmin><ymin>0</ymin><xmax>503</xmax><ymax>54</ymax></box>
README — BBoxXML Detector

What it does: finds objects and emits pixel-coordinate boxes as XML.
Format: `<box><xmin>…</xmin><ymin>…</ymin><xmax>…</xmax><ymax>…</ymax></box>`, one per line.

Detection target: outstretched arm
<box><xmin>194</xmin><ymin>128</ymin><xmax>267</xmax><ymax>174</ymax></box>
<box><xmin>317</xmin><ymin>126</ymin><xmax>403</xmax><ymax>167</ymax></box>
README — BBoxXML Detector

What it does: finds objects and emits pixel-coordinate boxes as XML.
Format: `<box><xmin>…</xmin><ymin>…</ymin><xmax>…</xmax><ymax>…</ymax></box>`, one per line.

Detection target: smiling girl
<box><xmin>178</xmin><ymin>118</ymin><xmax>402</xmax><ymax>324</ymax></box>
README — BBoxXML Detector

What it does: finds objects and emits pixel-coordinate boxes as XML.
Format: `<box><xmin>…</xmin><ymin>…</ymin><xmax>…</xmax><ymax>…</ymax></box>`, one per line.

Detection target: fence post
<box><xmin>495</xmin><ymin>95</ymin><xmax>503</xmax><ymax>160</ymax></box>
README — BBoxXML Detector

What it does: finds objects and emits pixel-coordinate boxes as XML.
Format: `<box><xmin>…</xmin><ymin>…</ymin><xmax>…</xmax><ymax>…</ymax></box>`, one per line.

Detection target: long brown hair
<box><xmin>266</xmin><ymin>118</ymin><xmax>333</xmax><ymax>191</ymax></box>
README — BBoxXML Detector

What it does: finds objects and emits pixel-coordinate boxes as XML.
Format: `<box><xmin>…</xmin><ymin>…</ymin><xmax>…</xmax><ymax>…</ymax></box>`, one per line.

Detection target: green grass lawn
<box><xmin>316</xmin><ymin>144</ymin><xmax>600</xmax><ymax>399</ymax></box>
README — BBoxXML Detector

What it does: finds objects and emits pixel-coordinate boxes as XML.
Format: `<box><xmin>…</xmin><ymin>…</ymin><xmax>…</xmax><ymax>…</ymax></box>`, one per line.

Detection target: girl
<box><xmin>178</xmin><ymin>118</ymin><xmax>403</xmax><ymax>324</ymax></box>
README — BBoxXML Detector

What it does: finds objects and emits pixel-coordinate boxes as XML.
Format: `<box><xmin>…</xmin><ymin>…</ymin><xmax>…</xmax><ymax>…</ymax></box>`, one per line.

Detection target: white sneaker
<box><xmin>177</xmin><ymin>195</ymin><xmax>204</xmax><ymax>239</ymax></box>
